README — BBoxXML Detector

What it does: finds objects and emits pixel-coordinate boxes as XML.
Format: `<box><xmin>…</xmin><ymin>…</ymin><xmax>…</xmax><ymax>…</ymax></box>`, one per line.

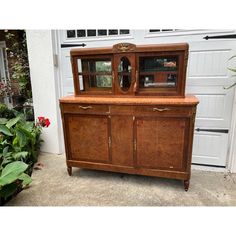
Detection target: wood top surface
<box><xmin>59</xmin><ymin>95</ymin><xmax>199</xmax><ymax>106</ymax></box>
<box><xmin>70</xmin><ymin>43</ymin><xmax>189</xmax><ymax>56</ymax></box>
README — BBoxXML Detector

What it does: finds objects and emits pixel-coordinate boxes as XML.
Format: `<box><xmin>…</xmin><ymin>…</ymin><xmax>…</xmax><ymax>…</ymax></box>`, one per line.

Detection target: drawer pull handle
<box><xmin>79</xmin><ymin>105</ymin><xmax>93</xmax><ymax>110</ymax></box>
<box><xmin>153</xmin><ymin>108</ymin><xmax>170</xmax><ymax>112</ymax></box>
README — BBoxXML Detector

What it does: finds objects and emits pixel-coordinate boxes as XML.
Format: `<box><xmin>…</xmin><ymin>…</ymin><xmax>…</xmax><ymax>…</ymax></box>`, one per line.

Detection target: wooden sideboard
<box><xmin>59</xmin><ymin>43</ymin><xmax>199</xmax><ymax>191</ymax></box>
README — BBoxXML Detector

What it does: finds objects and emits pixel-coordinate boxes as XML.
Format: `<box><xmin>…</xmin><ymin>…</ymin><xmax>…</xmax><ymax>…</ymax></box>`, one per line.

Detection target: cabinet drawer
<box><xmin>61</xmin><ymin>104</ymin><xmax>109</xmax><ymax>114</ymax></box>
<box><xmin>134</xmin><ymin>105</ymin><xmax>192</xmax><ymax>116</ymax></box>
<box><xmin>110</xmin><ymin>105</ymin><xmax>134</xmax><ymax>115</ymax></box>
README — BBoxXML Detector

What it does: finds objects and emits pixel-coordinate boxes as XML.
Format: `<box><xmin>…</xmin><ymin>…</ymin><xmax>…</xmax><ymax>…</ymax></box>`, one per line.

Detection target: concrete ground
<box><xmin>6</xmin><ymin>153</ymin><xmax>236</xmax><ymax>206</ymax></box>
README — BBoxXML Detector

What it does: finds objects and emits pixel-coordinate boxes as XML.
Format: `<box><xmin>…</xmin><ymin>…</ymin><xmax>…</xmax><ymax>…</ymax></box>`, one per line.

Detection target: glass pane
<box><xmin>162</xmin><ymin>29</ymin><xmax>174</xmax><ymax>31</ymax></box>
<box><xmin>67</xmin><ymin>30</ymin><xmax>76</xmax><ymax>38</ymax></box>
<box><xmin>139</xmin><ymin>56</ymin><xmax>178</xmax><ymax>88</ymax></box>
<box><xmin>139</xmin><ymin>74</ymin><xmax>177</xmax><ymax>88</ymax></box>
<box><xmin>109</xmin><ymin>29</ymin><xmax>118</xmax><ymax>35</ymax></box>
<box><xmin>98</xmin><ymin>29</ymin><xmax>107</xmax><ymax>36</ymax></box>
<box><xmin>78</xmin><ymin>59</ymin><xmax>112</xmax><ymax>73</ymax></box>
<box><xmin>79</xmin><ymin>75</ymin><xmax>84</xmax><ymax>91</ymax></box>
<box><xmin>149</xmin><ymin>29</ymin><xmax>161</xmax><ymax>32</ymax></box>
<box><xmin>77</xmin><ymin>58</ymin><xmax>112</xmax><ymax>91</ymax></box>
<box><xmin>88</xmin><ymin>75</ymin><xmax>112</xmax><ymax>88</ymax></box>
<box><xmin>87</xmin><ymin>30</ymin><xmax>96</xmax><ymax>37</ymax></box>
<box><xmin>77</xmin><ymin>30</ymin><xmax>86</xmax><ymax>37</ymax></box>
<box><xmin>94</xmin><ymin>61</ymin><xmax>111</xmax><ymax>72</ymax></box>
<box><xmin>120</xmin><ymin>29</ymin><xmax>130</xmax><ymax>35</ymax></box>
<box><xmin>140</xmin><ymin>56</ymin><xmax>177</xmax><ymax>72</ymax></box>
<box><xmin>118</xmin><ymin>57</ymin><xmax>132</xmax><ymax>92</ymax></box>
<box><xmin>118</xmin><ymin>57</ymin><xmax>131</xmax><ymax>73</ymax></box>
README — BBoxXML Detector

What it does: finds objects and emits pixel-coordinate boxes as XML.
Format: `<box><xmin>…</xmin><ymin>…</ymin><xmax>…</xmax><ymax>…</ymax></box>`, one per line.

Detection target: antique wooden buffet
<box><xmin>59</xmin><ymin>43</ymin><xmax>199</xmax><ymax>191</ymax></box>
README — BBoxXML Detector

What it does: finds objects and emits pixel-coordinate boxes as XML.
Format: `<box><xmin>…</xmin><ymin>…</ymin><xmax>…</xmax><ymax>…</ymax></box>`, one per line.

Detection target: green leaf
<box><xmin>3</xmin><ymin>146</ymin><xmax>9</xmax><ymax>156</ymax></box>
<box><xmin>228</xmin><ymin>55</ymin><xmax>236</xmax><ymax>61</ymax></box>
<box><xmin>12</xmin><ymin>151</ymin><xmax>28</xmax><ymax>161</ymax></box>
<box><xmin>12</xmin><ymin>137</ymin><xmax>18</xmax><ymax>146</ymax></box>
<box><xmin>18</xmin><ymin>173</ymin><xmax>32</xmax><ymax>187</ymax></box>
<box><xmin>0</xmin><ymin>182</ymin><xmax>18</xmax><ymax>199</ymax></box>
<box><xmin>228</xmin><ymin>67</ymin><xmax>236</xmax><ymax>73</ymax></box>
<box><xmin>0</xmin><ymin>124</ymin><xmax>13</xmax><ymax>136</ymax></box>
<box><xmin>6</xmin><ymin>116</ymin><xmax>21</xmax><ymax>129</ymax></box>
<box><xmin>0</xmin><ymin>118</ymin><xmax>8</xmax><ymax>125</ymax></box>
<box><xmin>16</xmin><ymin>129</ymin><xmax>27</xmax><ymax>147</ymax></box>
<box><xmin>18</xmin><ymin>125</ymin><xmax>34</xmax><ymax>138</ymax></box>
<box><xmin>21</xmin><ymin>122</ymin><xmax>34</xmax><ymax>132</ymax></box>
<box><xmin>0</xmin><ymin>161</ymin><xmax>28</xmax><ymax>186</ymax></box>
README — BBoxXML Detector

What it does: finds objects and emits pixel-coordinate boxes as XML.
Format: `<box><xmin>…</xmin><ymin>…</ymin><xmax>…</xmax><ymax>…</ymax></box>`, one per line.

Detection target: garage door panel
<box><xmin>58</xmin><ymin>30</ymin><xmax>236</xmax><ymax>167</ymax></box>
<box><xmin>189</xmin><ymin>50</ymin><xmax>230</xmax><ymax>77</ymax></box>
<box><xmin>186</xmin><ymin>86</ymin><xmax>234</xmax><ymax>128</ymax></box>
<box><xmin>192</xmin><ymin>131</ymin><xmax>228</xmax><ymax>166</ymax></box>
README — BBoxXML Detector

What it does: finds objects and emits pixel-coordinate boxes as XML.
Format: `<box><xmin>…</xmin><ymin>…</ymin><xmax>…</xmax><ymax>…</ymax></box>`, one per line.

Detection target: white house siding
<box><xmin>26</xmin><ymin>30</ymin><xmax>63</xmax><ymax>154</ymax></box>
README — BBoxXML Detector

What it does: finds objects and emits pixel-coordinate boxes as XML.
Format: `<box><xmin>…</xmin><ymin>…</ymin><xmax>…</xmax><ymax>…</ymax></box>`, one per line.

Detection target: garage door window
<box><xmin>66</xmin><ymin>29</ymin><xmax>130</xmax><ymax>39</ymax></box>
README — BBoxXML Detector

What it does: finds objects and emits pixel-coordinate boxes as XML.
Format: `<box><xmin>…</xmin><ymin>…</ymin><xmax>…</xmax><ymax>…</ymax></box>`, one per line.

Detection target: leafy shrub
<box><xmin>0</xmin><ymin>104</ymin><xmax>50</xmax><ymax>201</ymax></box>
<box><xmin>0</xmin><ymin>103</ymin><xmax>15</xmax><ymax>119</ymax></box>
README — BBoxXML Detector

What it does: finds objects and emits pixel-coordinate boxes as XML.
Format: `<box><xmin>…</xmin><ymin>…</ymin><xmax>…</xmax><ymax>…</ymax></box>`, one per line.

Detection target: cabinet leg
<box><xmin>183</xmin><ymin>180</ymin><xmax>190</xmax><ymax>191</ymax></box>
<box><xmin>67</xmin><ymin>166</ymin><xmax>72</xmax><ymax>176</ymax></box>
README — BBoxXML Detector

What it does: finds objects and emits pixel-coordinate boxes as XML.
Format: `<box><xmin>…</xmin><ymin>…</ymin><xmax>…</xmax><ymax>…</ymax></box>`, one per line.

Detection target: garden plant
<box><xmin>0</xmin><ymin>103</ymin><xmax>50</xmax><ymax>205</ymax></box>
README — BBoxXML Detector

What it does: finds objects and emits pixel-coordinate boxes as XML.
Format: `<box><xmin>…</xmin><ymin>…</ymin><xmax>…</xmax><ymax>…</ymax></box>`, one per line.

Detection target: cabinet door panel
<box><xmin>111</xmin><ymin>116</ymin><xmax>134</xmax><ymax>166</ymax></box>
<box><xmin>135</xmin><ymin>117</ymin><xmax>188</xmax><ymax>170</ymax></box>
<box><xmin>66</xmin><ymin>115</ymin><xmax>110</xmax><ymax>163</ymax></box>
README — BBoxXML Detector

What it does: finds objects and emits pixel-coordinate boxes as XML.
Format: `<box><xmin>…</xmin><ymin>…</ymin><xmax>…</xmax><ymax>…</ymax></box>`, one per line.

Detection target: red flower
<box><xmin>44</xmin><ymin>118</ymin><xmax>50</xmax><ymax>127</ymax></box>
<box><xmin>37</xmin><ymin>116</ymin><xmax>50</xmax><ymax>128</ymax></box>
<box><xmin>38</xmin><ymin>116</ymin><xmax>45</xmax><ymax>122</ymax></box>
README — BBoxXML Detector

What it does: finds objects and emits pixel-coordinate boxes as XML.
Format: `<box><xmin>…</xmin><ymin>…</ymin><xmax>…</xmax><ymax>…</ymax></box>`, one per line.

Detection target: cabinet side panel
<box><xmin>66</xmin><ymin>114</ymin><xmax>110</xmax><ymax>163</ymax></box>
<box><xmin>136</xmin><ymin>117</ymin><xmax>186</xmax><ymax>170</ymax></box>
<box><xmin>111</xmin><ymin>116</ymin><xmax>134</xmax><ymax>166</ymax></box>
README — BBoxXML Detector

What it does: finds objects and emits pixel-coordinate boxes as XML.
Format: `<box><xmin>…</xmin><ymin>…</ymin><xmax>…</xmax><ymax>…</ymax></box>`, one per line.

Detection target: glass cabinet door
<box><xmin>77</xmin><ymin>57</ymin><xmax>113</xmax><ymax>93</ymax></box>
<box><xmin>114</xmin><ymin>53</ymin><xmax>135</xmax><ymax>95</ymax></box>
<box><xmin>118</xmin><ymin>56</ymin><xmax>132</xmax><ymax>92</ymax></box>
<box><xmin>138</xmin><ymin>55</ymin><xmax>178</xmax><ymax>90</ymax></box>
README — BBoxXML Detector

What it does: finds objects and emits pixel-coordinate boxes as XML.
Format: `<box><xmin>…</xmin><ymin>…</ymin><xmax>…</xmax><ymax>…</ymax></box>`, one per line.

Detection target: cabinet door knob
<box><xmin>153</xmin><ymin>108</ymin><xmax>170</xmax><ymax>112</ymax></box>
<box><xmin>79</xmin><ymin>105</ymin><xmax>93</xmax><ymax>110</ymax></box>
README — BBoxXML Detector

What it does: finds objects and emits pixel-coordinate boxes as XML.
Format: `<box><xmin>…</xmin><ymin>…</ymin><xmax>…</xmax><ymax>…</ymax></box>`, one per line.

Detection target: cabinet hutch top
<box><xmin>70</xmin><ymin>43</ymin><xmax>189</xmax><ymax>97</ymax></box>
<box><xmin>70</xmin><ymin>43</ymin><xmax>189</xmax><ymax>55</ymax></box>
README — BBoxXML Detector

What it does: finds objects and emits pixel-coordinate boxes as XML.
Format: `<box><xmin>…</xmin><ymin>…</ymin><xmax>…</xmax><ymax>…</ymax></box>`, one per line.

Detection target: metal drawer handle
<box><xmin>153</xmin><ymin>108</ymin><xmax>170</xmax><ymax>112</ymax></box>
<box><xmin>79</xmin><ymin>105</ymin><xmax>93</xmax><ymax>110</ymax></box>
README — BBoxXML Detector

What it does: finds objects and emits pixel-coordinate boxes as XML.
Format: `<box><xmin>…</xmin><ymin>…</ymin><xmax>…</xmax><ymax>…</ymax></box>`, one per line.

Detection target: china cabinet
<box><xmin>60</xmin><ymin>43</ymin><xmax>199</xmax><ymax>191</ymax></box>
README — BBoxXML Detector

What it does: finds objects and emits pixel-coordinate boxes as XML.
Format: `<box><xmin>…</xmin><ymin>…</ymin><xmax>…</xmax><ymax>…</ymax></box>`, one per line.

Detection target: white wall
<box><xmin>26</xmin><ymin>30</ymin><xmax>63</xmax><ymax>154</ymax></box>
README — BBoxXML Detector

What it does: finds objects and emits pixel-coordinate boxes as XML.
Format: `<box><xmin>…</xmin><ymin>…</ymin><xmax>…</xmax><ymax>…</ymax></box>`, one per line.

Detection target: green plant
<box><xmin>0</xmin><ymin>105</ymin><xmax>50</xmax><ymax>202</ymax></box>
<box><xmin>225</xmin><ymin>55</ymin><xmax>236</xmax><ymax>89</ymax></box>
<box><xmin>0</xmin><ymin>161</ymin><xmax>32</xmax><ymax>199</ymax></box>
<box><xmin>5</xmin><ymin>31</ymin><xmax>31</xmax><ymax>99</ymax></box>
<box><xmin>0</xmin><ymin>103</ymin><xmax>16</xmax><ymax>119</ymax></box>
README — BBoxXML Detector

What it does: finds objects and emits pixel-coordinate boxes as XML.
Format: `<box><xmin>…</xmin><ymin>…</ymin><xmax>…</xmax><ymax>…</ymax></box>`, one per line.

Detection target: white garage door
<box><xmin>58</xmin><ymin>29</ymin><xmax>236</xmax><ymax>167</ymax></box>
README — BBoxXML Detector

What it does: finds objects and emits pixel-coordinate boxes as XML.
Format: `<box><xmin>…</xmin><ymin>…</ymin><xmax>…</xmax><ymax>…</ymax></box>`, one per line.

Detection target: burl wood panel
<box><xmin>66</xmin><ymin>115</ymin><xmax>110</xmax><ymax>163</ymax></box>
<box><xmin>136</xmin><ymin>117</ymin><xmax>187</xmax><ymax>170</ymax></box>
<box><xmin>111</xmin><ymin>116</ymin><xmax>134</xmax><ymax>166</ymax></box>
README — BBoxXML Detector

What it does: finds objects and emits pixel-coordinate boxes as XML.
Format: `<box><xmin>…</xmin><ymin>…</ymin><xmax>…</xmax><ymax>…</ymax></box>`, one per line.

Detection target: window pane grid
<box><xmin>67</xmin><ymin>29</ymin><xmax>130</xmax><ymax>39</ymax></box>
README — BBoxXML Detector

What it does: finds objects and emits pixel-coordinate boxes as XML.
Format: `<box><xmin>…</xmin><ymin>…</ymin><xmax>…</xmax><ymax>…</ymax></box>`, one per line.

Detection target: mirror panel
<box><xmin>118</xmin><ymin>57</ymin><xmax>132</xmax><ymax>92</ymax></box>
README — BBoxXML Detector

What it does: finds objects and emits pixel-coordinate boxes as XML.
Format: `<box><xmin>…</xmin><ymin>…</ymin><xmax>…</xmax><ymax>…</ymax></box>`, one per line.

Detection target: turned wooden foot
<box><xmin>184</xmin><ymin>180</ymin><xmax>190</xmax><ymax>191</ymax></box>
<box><xmin>67</xmin><ymin>166</ymin><xmax>72</xmax><ymax>176</ymax></box>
